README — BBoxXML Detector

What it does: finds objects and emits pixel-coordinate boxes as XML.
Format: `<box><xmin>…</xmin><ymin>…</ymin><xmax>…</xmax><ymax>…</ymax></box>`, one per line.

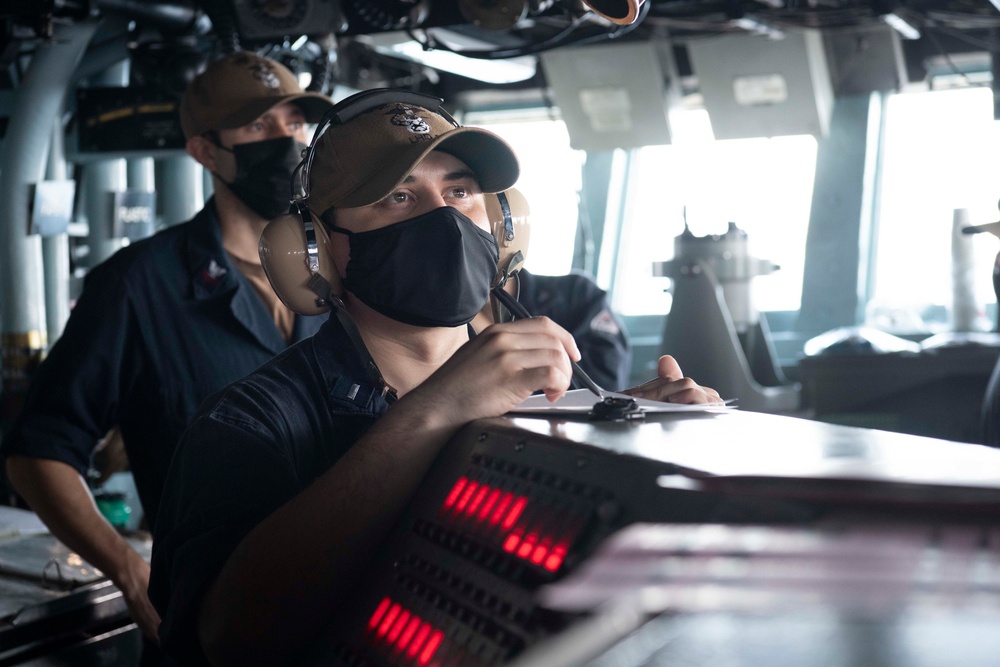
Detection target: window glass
<box><xmin>467</xmin><ymin>116</ymin><xmax>585</xmax><ymax>275</ymax></box>
<box><xmin>614</xmin><ymin>109</ymin><xmax>818</xmax><ymax>316</ymax></box>
<box><xmin>870</xmin><ymin>86</ymin><xmax>1000</xmax><ymax>333</ymax></box>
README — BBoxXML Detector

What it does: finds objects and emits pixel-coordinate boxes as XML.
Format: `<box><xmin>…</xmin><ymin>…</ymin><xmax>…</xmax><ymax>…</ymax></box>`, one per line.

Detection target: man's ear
<box><xmin>186</xmin><ymin>135</ymin><xmax>218</xmax><ymax>172</ymax></box>
<box><xmin>187</xmin><ymin>135</ymin><xmax>237</xmax><ymax>181</ymax></box>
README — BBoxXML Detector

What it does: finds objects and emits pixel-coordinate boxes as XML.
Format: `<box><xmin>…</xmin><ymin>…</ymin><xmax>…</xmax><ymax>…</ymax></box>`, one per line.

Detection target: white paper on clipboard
<box><xmin>508</xmin><ymin>388</ymin><xmax>736</xmax><ymax>415</ymax></box>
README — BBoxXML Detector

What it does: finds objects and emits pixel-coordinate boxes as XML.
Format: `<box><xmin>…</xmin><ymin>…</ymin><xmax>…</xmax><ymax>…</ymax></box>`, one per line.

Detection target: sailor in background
<box><xmin>2</xmin><ymin>52</ymin><xmax>334</xmax><ymax>640</ymax></box>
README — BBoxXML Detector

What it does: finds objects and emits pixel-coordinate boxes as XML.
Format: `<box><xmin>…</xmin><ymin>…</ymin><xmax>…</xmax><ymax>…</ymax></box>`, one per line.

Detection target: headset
<box><xmin>259</xmin><ymin>89</ymin><xmax>531</xmax><ymax>317</ymax></box>
<box><xmin>259</xmin><ymin>90</ymin><xmax>451</xmax><ymax>314</ymax></box>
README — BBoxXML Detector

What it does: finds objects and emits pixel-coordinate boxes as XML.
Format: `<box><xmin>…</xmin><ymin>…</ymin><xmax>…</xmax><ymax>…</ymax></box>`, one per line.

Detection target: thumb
<box><xmin>657</xmin><ymin>354</ymin><xmax>683</xmax><ymax>380</ymax></box>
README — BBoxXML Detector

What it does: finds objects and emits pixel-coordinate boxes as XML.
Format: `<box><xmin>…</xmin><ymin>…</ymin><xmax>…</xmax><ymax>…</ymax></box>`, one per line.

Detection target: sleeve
<box><xmin>2</xmin><ymin>263</ymin><xmax>139</xmax><ymax>475</ymax></box>
<box><xmin>149</xmin><ymin>412</ymin><xmax>303</xmax><ymax>664</ymax></box>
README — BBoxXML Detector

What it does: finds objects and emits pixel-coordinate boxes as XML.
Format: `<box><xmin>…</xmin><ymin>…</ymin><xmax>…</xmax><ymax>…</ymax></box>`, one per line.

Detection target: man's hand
<box><xmin>621</xmin><ymin>355</ymin><xmax>722</xmax><ymax>404</ymax></box>
<box><xmin>5</xmin><ymin>457</ymin><xmax>161</xmax><ymax>640</ymax></box>
<box><xmin>113</xmin><ymin>550</ymin><xmax>161</xmax><ymax>641</ymax></box>
<box><xmin>412</xmin><ymin>316</ymin><xmax>577</xmax><ymax>426</ymax></box>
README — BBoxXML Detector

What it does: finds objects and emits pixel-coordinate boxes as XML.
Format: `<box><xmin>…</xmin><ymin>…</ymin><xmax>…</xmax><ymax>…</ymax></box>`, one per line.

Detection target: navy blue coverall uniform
<box><xmin>2</xmin><ymin>199</ymin><xmax>326</xmax><ymax>529</ymax></box>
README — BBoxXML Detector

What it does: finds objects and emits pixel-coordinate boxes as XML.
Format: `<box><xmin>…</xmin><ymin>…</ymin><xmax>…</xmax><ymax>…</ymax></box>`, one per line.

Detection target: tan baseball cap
<box><xmin>180</xmin><ymin>51</ymin><xmax>335</xmax><ymax>139</ymax></box>
<box><xmin>308</xmin><ymin>91</ymin><xmax>520</xmax><ymax>213</ymax></box>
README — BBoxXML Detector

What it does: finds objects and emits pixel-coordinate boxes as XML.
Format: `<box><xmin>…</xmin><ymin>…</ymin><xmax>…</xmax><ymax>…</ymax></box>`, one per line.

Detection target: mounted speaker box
<box><xmin>540</xmin><ymin>40</ymin><xmax>673</xmax><ymax>152</ymax></box>
<box><xmin>688</xmin><ymin>29</ymin><xmax>835</xmax><ymax>140</ymax></box>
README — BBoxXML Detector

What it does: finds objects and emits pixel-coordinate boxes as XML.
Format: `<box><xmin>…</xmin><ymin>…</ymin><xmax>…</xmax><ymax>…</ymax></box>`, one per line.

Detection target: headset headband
<box><xmin>290</xmin><ymin>90</ymin><xmax>457</xmax><ymax>205</ymax></box>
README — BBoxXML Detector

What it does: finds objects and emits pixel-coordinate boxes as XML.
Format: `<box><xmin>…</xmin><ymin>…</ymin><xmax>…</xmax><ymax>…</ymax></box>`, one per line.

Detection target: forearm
<box><xmin>199</xmin><ymin>395</ymin><xmax>458</xmax><ymax>665</ymax></box>
<box><xmin>5</xmin><ymin>456</ymin><xmax>146</xmax><ymax>585</ymax></box>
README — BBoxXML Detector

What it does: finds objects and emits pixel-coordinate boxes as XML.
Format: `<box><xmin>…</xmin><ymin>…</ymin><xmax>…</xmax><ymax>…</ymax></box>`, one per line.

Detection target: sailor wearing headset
<box><xmin>149</xmin><ymin>88</ymin><xmax>718</xmax><ymax>665</ymax></box>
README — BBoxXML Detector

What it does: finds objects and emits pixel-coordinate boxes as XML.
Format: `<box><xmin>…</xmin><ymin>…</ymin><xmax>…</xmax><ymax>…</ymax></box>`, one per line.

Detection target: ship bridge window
<box><xmin>610</xmin><ymin>109</ymin><xmax>818</xmax><ymax>317</ymax></box>
<box><xmin>465</xmin><ymin>114</ymin><xmax>585</xmax><ymax>276</ymax></box>
<box><xmin>869</xmin><ymin>86</ymin><xmax>999</xmax><ymax>333</ymax></box>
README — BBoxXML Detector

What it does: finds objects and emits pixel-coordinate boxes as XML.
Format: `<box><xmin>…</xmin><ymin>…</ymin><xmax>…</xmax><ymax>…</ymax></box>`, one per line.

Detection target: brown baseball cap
<box><xmin>180</xmin><ymin>51</ymin><xmax>335</xmax><ymax>139</ymax></box>
<box><xmin>308</xmin><ymin>91</ymin><xmax>520</xmax><ymax>213</ymax></box>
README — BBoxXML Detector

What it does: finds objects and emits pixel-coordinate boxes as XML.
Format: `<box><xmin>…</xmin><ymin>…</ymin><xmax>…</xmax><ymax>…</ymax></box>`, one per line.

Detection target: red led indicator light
<box><xmin>544</xmin><ymin>545</ymin><xmax>568</xmax><ymax>572</ymax></box>
<box><xmin>490</xmin><ymin>493</ymin><xmax>514</xmax><ymax>524</ymax></box>
<box><xmin>377</xmin><ymin>603</ymin><xmax>401</xmax><ymax>637</ymax></box>
<box><xmin>478</xmin><ymin>489</ymin><xmax>502</xmax><ymax>521</ymax></box>
<box><xmin>516</xmin><ymin>533</ymin><xmax>536</xmax><ymax>559</ymax></box>
<box><xmin>455</xmin><ymin>481</ymin><xmax>479</xmax><ymax>512</ymax></box>
<box><xmin>408</xmin><ymin>624</ymin><xmax>432</xmax><ymax>658</ymax></box>
<box><xmin>387</xmin><ymin>610</ymin><xmax>410</xmax><ymax>643</ymax></box>
<box><xmin>442</xmin><ymin>478</ymin><xmax>467</xmax><ymax>510</ymax></box>
<box><xmin>368</xmin><ymin>597</ymin><xmax>391</xmax><ymax>630</ymax></box>
<box><xmin>439</xmin><ymin>475</ymin><xmax>577</xmax><ymax>573</ymax></box>
<box><xmin>396</xmin><ymin>616</ymin><xmax>421</xmax><ymax>652</ymax></box>
<box><xmin>467</xmin><ymin>486</ymin><xmax>489</xmax><ymax>515</ymax></box>
<box><xmin>420</xmin><ymin>630</ymin><xmax>445</xmax><ymax>665</ymax></box>
<box><xmin>368</xmin><ymin>598</ymin><xmax>446</xmax><ymax>664</ymax></box>
<box><xmin>501</xmin><ymin>497</ymin><xmax>527</xmax><ymax>530</ymax></box>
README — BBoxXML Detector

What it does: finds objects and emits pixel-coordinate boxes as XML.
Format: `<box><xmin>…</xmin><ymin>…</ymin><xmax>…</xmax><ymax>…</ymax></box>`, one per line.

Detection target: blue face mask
<box><xmin>331</xmin><ymin>206</ymin><xmax>499</xmax><ymax>327</ymax></box>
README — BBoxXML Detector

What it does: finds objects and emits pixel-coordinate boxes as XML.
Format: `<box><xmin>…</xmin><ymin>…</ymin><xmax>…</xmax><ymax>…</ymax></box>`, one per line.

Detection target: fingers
<box><xmin>415</xmin><ymin>317</ymin><xmax>576</xmax><ymax>422</ymax></box>
<box><xmin>622</xmin><ymin>354</ymin><xmax>722</xmax><ymax>405</ymax></box>
<box><xmin>483</xmin><ymin>316</ymin><xmax>581</xmax><ymax>362</ymax></box>
<box><xmin>657</xmin><ymin>354</ymin><xmax>683</xmax><ymax>381</ymax></box>
<box><xmin>480</xmin><ymin>323</ymin><xmax>575</xmax><ymax>397</ymax></box>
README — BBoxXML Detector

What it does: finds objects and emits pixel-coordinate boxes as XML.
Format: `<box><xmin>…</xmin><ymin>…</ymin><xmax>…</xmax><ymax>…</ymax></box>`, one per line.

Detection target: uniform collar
<box><xmin>313</xmin><ymin>316</ymin><xmax>394</xmax><ymax>415</ymax></box>
<box><xmin>186</xmin><ymin>198</ymin><xmax>289</xmax><ymax>355</ymax></box>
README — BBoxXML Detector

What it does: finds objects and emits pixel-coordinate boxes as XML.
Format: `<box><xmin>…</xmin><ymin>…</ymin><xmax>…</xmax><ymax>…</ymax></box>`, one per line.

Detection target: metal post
<box><xmin>42</xmin><ymin>115</ymin><xmax>72</xmax><ymax>345</ymax></box>
<box><xmin>0</xmin><ymin>20</ymin><xmax>98</xmax><ymax>402</ymax></box>
<box><xmin>127</xmin><ymin>158</ymin><xmax>155</xmax><ymax>192</ymax></box>
<box><xmin>82</xmin><ymin>60</ymin><xmax>128</xmax><ymax>267</ymax></box>
<box><xmin>127</xmin><ymin>157</ymin><xmax>156</xmax><ymax>240</ymax></box>
<box><xmin>157</xmin><ymin>155</ymin><xmax>203</xmax><ymax>227</ymax></box>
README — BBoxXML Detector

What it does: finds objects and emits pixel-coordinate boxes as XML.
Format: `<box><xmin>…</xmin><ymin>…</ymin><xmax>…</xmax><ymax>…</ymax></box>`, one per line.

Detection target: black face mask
<box><xmin>222</xmin><ymin>136</ymin><xmax>305</xmax><ymax>219</ymax></box>
<box><xmin>333</xmin><ymin>206</ymin><xmax>499</xmax><ymax>328</ymax></box>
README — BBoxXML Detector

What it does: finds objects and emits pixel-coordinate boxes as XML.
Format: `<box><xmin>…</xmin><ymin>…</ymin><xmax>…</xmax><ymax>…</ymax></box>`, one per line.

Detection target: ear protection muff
<box><xmin>486</xmin><ymin>187</ymin><xmax>530</xmax><ymax>289</ymax></box>
<box><xmin>484</xmin><ymin>187</ymin><xmax>532</xmax><ymax>325</ymax></box>
<box><xmin>259</xmin><ymin>207</ymin><xmax>341</xmax><ymax>315</ymax></box>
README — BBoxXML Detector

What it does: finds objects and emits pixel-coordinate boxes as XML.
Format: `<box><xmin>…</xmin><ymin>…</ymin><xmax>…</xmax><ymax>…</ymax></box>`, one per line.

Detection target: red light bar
<box><xmin>367</xmin><ymin>597</ymin><xmax>446</xmax><ymax>665</ymax></box>
<box><xmin>438</xmin><ymin>475</ymin><xmax>578</xmax><ymax>573</ymax></box>
<box><xmin>467</xmin><ymin>486</ymin><xmax>489</xmax><ymax>515</ymax></box>
<box><xmin>490</xmin><ymin>493</ymin><xmax>514</xmax><ymax>525</ymax></box>
<box><xmin>442</xmin><ymin>478</ymin><xmax>467</xmax><ymax>510</ymax></box>
<box><xmin>377</xmin><ymin>603</ymin><xmax>401</xmax><ymax>638</ymax></box>
<box><xmin>478</xmin><ymin>489</ymin><xmax>502</xmax><ymax>522</ymax></box>
<box><xmin>387</xmin><ymin>610</ymin><xmax>410</xmax><ymax>643</ymax></box>
<box><xmin>455</xmin><ymin>481</ymin><xmax>479</xmax><ymax>512</ymax></box>
<box><xmin>397</xmin><ymin>616</ymin><xmax>422</xmax><ymax>653</ymax></box>
<box><xmin>516</xmin><ymin>533</ymin><xmax>536</xmax><ymax>559</ymax></box>
<box><xmin>420</xmin><ymin>630</ymin><xmax>444</xmax><ymax>666</ymax></box>
<box><xmin>544</xmin><ymin>545</ymin><xmax>568</xmax><ymax>572</ymax></box>
<box><xmin>368</xmin><ymin>597</ymin><xmax>391</xmax><ymax>630</ymax></box>
<box><xmin>407</xmin><ymin>623</ymin><xmax>432</xmax><ymax>659</ymax></box>
<box><xmin>501</xmin><ymin>497</ymin><xmax>527</xmax><ymax>531</ymax></box>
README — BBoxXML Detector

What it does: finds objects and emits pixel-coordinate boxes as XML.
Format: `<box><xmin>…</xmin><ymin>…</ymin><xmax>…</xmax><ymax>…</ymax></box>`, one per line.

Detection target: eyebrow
<box><xmin>400</xmin><ymin>169</ymin><xmax>478</xmax><ymax>184</ymax></box>
<box><xmin>255</xmin><ymin>107</ymin><xmax>307</xmax><ymax>123</ymax></box>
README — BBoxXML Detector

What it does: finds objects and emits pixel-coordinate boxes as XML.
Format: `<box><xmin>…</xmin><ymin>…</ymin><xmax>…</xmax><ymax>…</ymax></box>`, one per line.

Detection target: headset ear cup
<box><xmin>307</xmin><ymin>212</ymin><xmax>344</xmax><ymax>297</ymax></box>
<box><xmin>259</xmin><ymin>210</ymin><xmax>342</xmax><ymax>315</ymax></box>
<box><xmin>486</xmin><ymin>187</ymin><xmax>531</xmax><ymax>280</ymax></box>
